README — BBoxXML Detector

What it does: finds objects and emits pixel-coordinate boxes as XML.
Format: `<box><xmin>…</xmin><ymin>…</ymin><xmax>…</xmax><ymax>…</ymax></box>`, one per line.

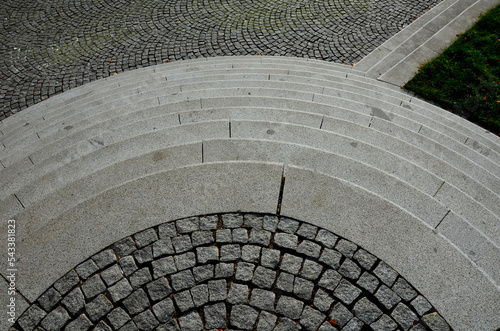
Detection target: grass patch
<box><xmin>404</xmin><ymin>4</ymin><xmax>500</xmax><ymax>135</ymax></box>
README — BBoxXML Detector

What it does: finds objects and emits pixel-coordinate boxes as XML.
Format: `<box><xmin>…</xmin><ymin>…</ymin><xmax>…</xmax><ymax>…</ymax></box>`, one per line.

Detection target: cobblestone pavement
<box><xmin>12</xmin><ymin>213</ymin><xmax>452</xmax><ymax>331</ymax></box>
<box><xmin>0</xmin><ymin>0</ymin><xmax>443</xmax><ymax>120</ymax></box>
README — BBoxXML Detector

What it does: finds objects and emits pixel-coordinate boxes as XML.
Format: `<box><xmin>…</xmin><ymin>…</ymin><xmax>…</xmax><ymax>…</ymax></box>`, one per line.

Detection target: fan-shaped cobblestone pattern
<box><xmin>0</xmin><ymin>0</ymin><xmax>442</xmax><ymax>119</ymax></box>
<box><xmin>12</xmin><ymin>213</ymin><xmax>451</xmax><ymax>331</ymax></box>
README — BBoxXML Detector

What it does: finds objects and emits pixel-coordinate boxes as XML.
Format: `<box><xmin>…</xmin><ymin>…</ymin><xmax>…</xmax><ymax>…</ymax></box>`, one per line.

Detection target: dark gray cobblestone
<box><xmin>0</xmin><ymin>0</ymin><xmax>442</xmax><ymax>119</ymax></box>
<box><xmin>12</xmin><ymin>213</ymin><xmax>452</xmax><ymax>331</ymax></box>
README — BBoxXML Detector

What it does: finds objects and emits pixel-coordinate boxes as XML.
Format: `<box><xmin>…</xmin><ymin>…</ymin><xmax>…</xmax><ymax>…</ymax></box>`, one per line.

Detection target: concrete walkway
<box><xmin>1</xmin><ymin>0</ymin><xmax>500</xmax><ymax>331</ymax></box>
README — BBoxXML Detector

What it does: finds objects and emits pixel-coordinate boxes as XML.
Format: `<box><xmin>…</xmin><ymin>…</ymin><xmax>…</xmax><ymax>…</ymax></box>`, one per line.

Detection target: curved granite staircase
<box><xmin>1</xmin><ymin>56</ymin><xmax>499</xmax><ymax>331</ymax></box>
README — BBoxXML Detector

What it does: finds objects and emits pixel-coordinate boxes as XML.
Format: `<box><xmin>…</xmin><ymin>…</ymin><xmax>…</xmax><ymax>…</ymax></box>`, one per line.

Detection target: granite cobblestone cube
<box><xmin>241</xmin><ymin>244</ymin><xmax>261</xmax><ymax>263</ymax></box>
<box><xmin>152</xmin><ymin>298</ymin><xmax>175</xmax><ymax>323</ymax></box>
<box><xmin>134</xmin><ymin>228</ymin><xmax>158</xmax><ymax>248</ymax></box>
<box><xmin>13</xmin><ymin>214</ymin><xmax>453</xmax><ymax>331</ymax></box>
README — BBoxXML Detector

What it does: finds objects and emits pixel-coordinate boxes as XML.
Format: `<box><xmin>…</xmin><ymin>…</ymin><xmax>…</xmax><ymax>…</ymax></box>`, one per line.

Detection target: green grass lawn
<box><xmin>404</xmin><ymin>4</ymin><xmax>500</xmax><ymax>136</ymax></box>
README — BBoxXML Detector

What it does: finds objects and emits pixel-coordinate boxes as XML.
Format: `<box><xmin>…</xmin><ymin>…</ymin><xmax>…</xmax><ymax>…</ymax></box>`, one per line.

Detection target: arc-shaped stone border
<box><xmin>12</xmin><ymin>213</ymin><xmax>452</xmax><ymax>331</ymax></box>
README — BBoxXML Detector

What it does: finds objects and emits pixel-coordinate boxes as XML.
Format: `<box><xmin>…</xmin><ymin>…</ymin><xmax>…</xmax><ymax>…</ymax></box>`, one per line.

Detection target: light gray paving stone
<box><xmin>153</xmin><ymin>238</ymin><xmax>175</xmax><ymax>258</ymax></box>
<box><xmin>357</xmin><ymin>271</ymin><xmax>380</xmax><ymax>294</ymax></box>
<box><xmin>241</xmin><ymin>245</ymin><xmax>261</xmax><ymax>263</ymax></box>
<box><xmin>133</xmin><ymin>228</ymin><xmax>158</xmax><ymax>248</ymax></box>
<box><xmin>62</xmin><ymin>288</ymin><xmax>85</xmax><ymax>315</ymax></box>
<box><xmin>227</xmin><ymin>283</ymin><xmax>249</xmax><ymax>305</ymax></box>
<box><xmin>411</xmin><ymin>295</ymin><xmax>433</xmax><ymax>316</ymax></box>
<box><xmin>235</xmin><ymin>262</ymin><xmax>255</xmax><ymax>281</ymax></box>
<box><xmin>199</xmin><ymin>215</ymin><xmax>218</xmax><ymax>230</ymax></box>
<box><xmin>250</xmin><ymin>289</ymin><xmax>275</xmax><ymax>311</ymax></box>
<box><xmin>81</xmin><ymin>275</ymin><xmax>106</xmax><ymax>299</ymax></box>
<box><xmin>94</xmin><ymin>319</ymin><xmax>115</xmax><ymax>331</ymax></box>
<box><xmin>152</xmin><ymin>256</ymin><xmax>177</xmax><ymax>278</ymax></box>
<box><xmin>129</xmin><ymin>268</ymin><xmax>152</xmax><ymax>289</ymax></box>
<box><xmin>37</xmin><ymin>288</ymin><xmax>61</xmax><ymax>312</ymax></box>
<box><xmin>230</xmin><ymin>305</ymin><xmax>259</xmax><ymax>330</ymax></box>
<box><xmin>252</xmin><ymin>266</ymin><xmax>276</xmax><ymax>289</ymax></box>
<box><xmin>274</xmin><ymin>232</ymin><xmax>298</xmax><ymax>250</ymax></box>
<box><xmin>193</xmin><ymin>264</ymin><xmax>214</xmax><ymax>283</ymax></box>
<box><xmin>158</xmin><ymin>222</ymin><xmax>177</xmax><ymax>238</ymax></box>
<box><xmin>119</xmin><ymin>256</ymin><xmax>138</xmax><ymax>277</ymax></box>
<box><xmin>171</xmin><ymin>270</ymin><xmax>196</xmax><ymax>291</ymax></box>
<box><xmin>375</xmin><ymin>285</ymin><xmax>402</xmax><ymax>310</ymax></box>
<box><xmin>176</xmin><ymin>217</ymin><xmax>199</xmax><ymax>233</ymax></box>
<box><xmin>190</xmin><ymin>284</ymin><xmax>209</xmax><ymax>307</ymax></box>
<box><xmin>192</xmin><ymin>231</ymin><xmax>215</xmax><ymax>247</ymax></box>
<box><xmin>108</xmin><ymin>308</ymin><xmax>131</xmax><ymax>330</ymax></box>
<box><xmin>257</xmin><ymin>310</ymin><xmax>277</xmax><ymax>331</ymax></box>
<box><xmin>17</xmin><ymin>305</ymin><xmax>47</xmax><ymax>331</ymax></box>
<box><xmin>92</xmin><ymin>249</ymin><xmax>117</xmax><ymax>269</ymax></box>
<box><xmin>342</xmin><ymin>317</ymin><xmax>364</xmax><ymax>331</ymax></box>
<box><xmin>353</xmin><ymin>297</ymin><xmax>383</xmax><ymax>324</ymax></box>
<box><xmin>314</xmin><ymin>288</ymin><xmax>335</xmax><ymax>313</ymax></box>
<box><xmin>294</xmin><ymin>277</ymin><xmax>315</xmax><ymax>300</ymax></box>
<box><xmin>208</xmin><ymin>279</ymin><xmax>227</xmax><ymax>302</ymax></box>
<box><xmin>261</xmin><ymin>248</ymin><xmax>280</xmax><ymax>269</ymax></box>
<box><xmin>216</xmin><ymin>229</ymin><xmax>232</xmax><ymax>243</ymax></box>
<box><xmin>353</xmin><ymin>249</ymin><xmax>377</xmax><ymax>271</ymax></box>
<box><xmin>262</xmin><ymin>215</ymin><xmax>279</xmax><ymax>232</ymax></box>
<box><xmin>215</xmin><ymin>263</ymin><xmax>234</xmax><ymax>278</ymax></box>
<box><xmin>152</xmin><ymin>298</ymin><xmax>175</xmax><ymax>323</ymax></box>
<box><xmin>316</xmin><ymin>229</ymin><xmax>338</xmax><ymax>248</ymax></box>
<box><xmin>338</xmin><ymin>259</ymin><xmax>362</xmax><ymax>280</ymax></box>
<box><xmin>276</xmin><ymin>296</ymin><xmax>304</xmax><ymax>319</ymax></box>
<box><xmin>276</xmin><ymin>272</ymin><xmax>295</xmax><ymax>293</ymax></box>
<box><xmin>223</xmin><ymin>213</ymin><xmax>244</xmax><ymax>228</ymax></box>
<box><xmin>334</xmin><ymin>279</ymin><xmax>362</xmax><ymax>305</ymax></box>
<box><xmin>392</xmin><ymin>278</ymin><xmax>418</xmax><ymax>302</ymax></box>
<box><xmin>371</xmin><ymin>314</ymin><xmax>398</xmax><ymax>331</ymax></box>
<box><xmin>297</xmin><ymin>223</ymin><xmax>318</xmax><ymax>239</ymax></box>
<box><xmin>244</xmin><ymin>214</ymin><xmax>264</xmax><ymax>229</ymax></box>
<box><xmin>133</xmin><ymin>310</ymin><xmax>159</xmax><ymax>331</ymax></box>
<box><xmin>249</xmin><ymin>229</ymin><xmax>272</xmax><ymax>246</ymax></box>
<box><xmin>53</xmin><ymin>270</ymin><xmax>79</xmax><ymax>296</ymax></box>
<box><xmin>319</xmin><ymin>248</ymin><xmax>342</xmax><ymax>269</ymax></box>
<box><xmin>221</xmin><ymin>244</ymin><xmax>241</xmax><ymax>262</ymax></box>
<box><xmin>319</xmin><ymin>269</ymin><xmax>342</xmax><ymax>291</ymax></box>
<box><xmin>123</xmin><ymin>289</ymin><xmax>150</xmax><ymax>315</ymax></box>
<box><xmin>133</xmin><ymin>246</ymin><xmax>153</xmax><ymax>265</ymax></box>
<box><xmin>437</xmin><ymin>211</ymin><xmax>500</xmax><ymax>284</ymax></box>
<box><xmin>204</xmin><ymin>303</ymin><xmax>226</xmax><ymax>329</ymax></box>
<box><xmin>65</xmin><ymin>313</ymin><xmax>93</xmax><ymax>331</ymax></box>
<box><xmin>297</xmin><ymin>240</ymin><xmax>322</xmax><ymax>258</ymax></box>
<box><xmin>172</xmin><ymin>235</ymin><xmax>193</xmax><ymax>253</ymax></box>
<box><xmin>280</xmin><ymin>254</ymin><xmax>303</xmax><ymax>275</ymax></box>
<box><xmin>75</xmin><ymin>260</ymin><xmax>98</xmax><ymax>280</ymax></box>
<box><xmin>41</xmin><ymin>306</ymin><xmax>71</xmax><ymax>330</ymax></box>
<box><xmin>391</xmin><ymin>303</ymin><xmax>418</xmax><ymax>330</ymax></box>
<box><xmin>373</xmin><ymin>262</ymin><xmax>399</xmax><ymax>287</ymax></box>
<box><xmin>335</xmin><ymin>239</ymin><xmax>358</xmax><ymax>258</ymax></box>
<box><xmin>300</xmin><ymin>306</ymin><xmax>326</xmax><ymax>331</ymax></box>
<box><xmin>173</xmin><ymin>290</ymin><xmax>195</xmax><ymax>313</ymax></box>
<box><xmin>274</xmin><ymin>317</ymin><xmax>301</xmax><ymax>331</ymax></box>
<box><xmin>174</xmin><ymin>252</ymin><xmax>196</xmax><ymax>271</ymax></box>
<box><xmin>114</xmin><ymin>237</ymin><xmax>137</xmax><ymax>257</ymax></box>
<box><xmin>422</xmin><ymin>312</ymin><xmax>451</xmax><ymax>331</ymax></box>
<box><xmin>196</xmin><ymin>246</ymin><xmax>219</xmax><ymax>264</ymax></box>
<box><xmin>300</xmin><ymin>259</ymin><xmax>323</xmax><ymax>280</ymax></box>
<box><xmin>278</xmin><ymin>218</ymin><xmax>300</xmax><ymax>233</ymax></box>
<box><xmin>178</xmin><ymin>311</ymin><xmax>203</xmax><ymax>331</ymax></box>
<box><xmin>146</xmin><ymin>277</ymin><xmax>172</xmax><ymax>302</ymax></box>
<box><xmin>101</xmin><ymin>264</ymin><xmax>124</xmax><ymax>286</ymax></box>
<box><xmin>329</xmin><ymin>303</ymin><xmax>353</xmax><ymax>329</ymax></box>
